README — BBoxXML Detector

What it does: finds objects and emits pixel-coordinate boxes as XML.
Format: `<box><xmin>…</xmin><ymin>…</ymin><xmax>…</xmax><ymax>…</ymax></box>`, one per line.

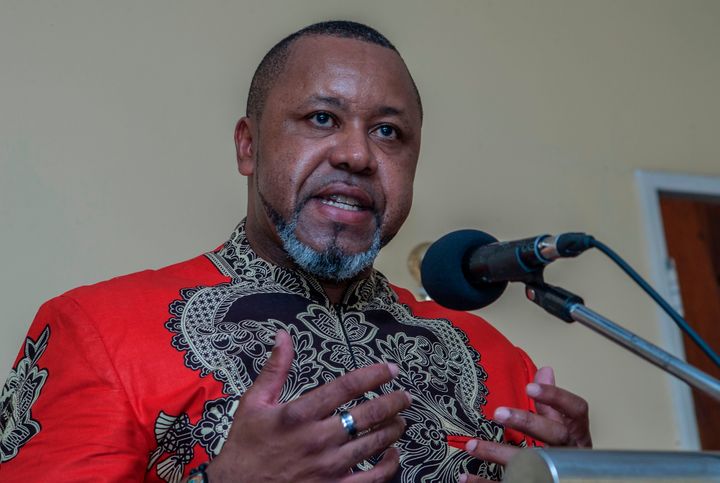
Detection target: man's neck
<box><xmin>319</xmin><ymin>280</ymin><xmax>353</xmax><ymax>306</ymax></box>
<box><xmin>315</xmin><ymin>263</ymin><xmax>375</xmax><ymax>304</ymax></box>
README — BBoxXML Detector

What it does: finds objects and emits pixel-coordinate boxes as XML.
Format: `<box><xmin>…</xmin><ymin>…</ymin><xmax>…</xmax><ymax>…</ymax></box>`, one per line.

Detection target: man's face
<box><xmin>238</xmin><ymin>35</ymin><xmax>422</xmax><ymax>277</ymax></box>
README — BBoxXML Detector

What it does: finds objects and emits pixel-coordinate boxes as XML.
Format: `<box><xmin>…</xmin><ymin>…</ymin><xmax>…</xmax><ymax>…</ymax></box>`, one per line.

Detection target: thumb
<box><xmin>245</xmin><ymin>329</ymin><xmax>294</xmax><ymax>405</ymax></box>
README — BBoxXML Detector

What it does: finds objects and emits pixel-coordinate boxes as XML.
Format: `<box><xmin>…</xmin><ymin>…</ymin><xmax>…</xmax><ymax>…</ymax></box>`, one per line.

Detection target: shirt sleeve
<box><xmin>1</xmin><ymin>296</ymin><xmax>153</xmax><ymax>482</ymax></box>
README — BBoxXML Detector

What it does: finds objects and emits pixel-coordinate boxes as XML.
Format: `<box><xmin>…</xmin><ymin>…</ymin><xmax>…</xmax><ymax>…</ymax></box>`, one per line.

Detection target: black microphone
<box><xmin>420</xmin><ymin>230</ymin><xmax>593</xmax><ymax>311</ymax></box>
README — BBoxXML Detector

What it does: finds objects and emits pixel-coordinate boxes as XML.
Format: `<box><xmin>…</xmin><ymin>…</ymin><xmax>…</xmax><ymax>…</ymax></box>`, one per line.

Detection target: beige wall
<box><xmin>2</xmin><ymin>0</ymin><xmax>720</xmax><ymax>450</ymax></box>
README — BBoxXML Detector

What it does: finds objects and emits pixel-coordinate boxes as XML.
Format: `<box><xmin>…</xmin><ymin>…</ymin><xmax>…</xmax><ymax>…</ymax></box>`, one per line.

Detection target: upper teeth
<box><xmin>322</xmin><ymin>194</ymin><xmax>362</xmax><ymax>211</ymax></box>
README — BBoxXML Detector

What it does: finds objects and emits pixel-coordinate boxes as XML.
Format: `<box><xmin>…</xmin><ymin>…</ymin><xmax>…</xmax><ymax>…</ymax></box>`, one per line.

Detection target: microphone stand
<box><xmin>524</xmin><ymin>281</ymin><xmax>720</xmax><ymax>402</ymax></box>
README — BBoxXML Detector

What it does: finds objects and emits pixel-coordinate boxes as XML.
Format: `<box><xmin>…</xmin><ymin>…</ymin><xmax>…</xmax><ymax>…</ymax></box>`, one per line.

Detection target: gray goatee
<box><xmin>261</xmin><ymin>194</ymin><xmax>381</xmax><ymax>282</ymax></box>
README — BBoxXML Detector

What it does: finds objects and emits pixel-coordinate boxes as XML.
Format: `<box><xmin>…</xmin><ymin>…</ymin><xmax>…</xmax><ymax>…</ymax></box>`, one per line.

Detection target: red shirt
<box><xmin>1</xmin><ymin>221</ymin><xmax>538</xmax><ymax>482</ymax></box>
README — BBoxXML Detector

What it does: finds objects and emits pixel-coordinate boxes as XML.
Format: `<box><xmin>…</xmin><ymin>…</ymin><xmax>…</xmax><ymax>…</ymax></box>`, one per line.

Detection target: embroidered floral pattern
<box><xmin>0</xmin><ymin>326</ymin><xmax>51</xmax><ymax>462</ymax></box>
<box><xmin>154</xmin><ymin>221</ymin><xmax>506</xmax><ymax>481</ymax></box>
<box><xmin>193</xmin><ymin>397</ymin><xmax>238</xmax><ymax>457</ymax></box>
<box><xmin>148</xmin><ymin>412</ymin><xmax>196</xmax><ymax>483</ymax></box>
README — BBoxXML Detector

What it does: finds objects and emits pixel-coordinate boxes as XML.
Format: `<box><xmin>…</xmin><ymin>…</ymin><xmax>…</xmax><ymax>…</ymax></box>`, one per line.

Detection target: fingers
<box><xmin>528</xmin><ymin>382</ymin><xmax>563</xmax><ymax>421</ymax></box>
<box><xmin>493</xmin><ymin>406</ymin><xmax>570</xmax><ymax>445</ymax></box>
<box><xmin>460</xmin><ymin>369</ymin><xmax>592</xmax><ymax>483</ymax></box>
<box><xmin>530</xmin><ymin>367</ymin><xmax>563</xmax><ymax>421</ymax></box>
<box><xmin>246</xmin><ymin>330</ymin><xmax>294</xmax><ymax>405</ymax></box>
<box><xmin>494</xmin><ymin>382</ymin><xmax>591</xmax><ymax>447</ymax></box>
<box><xmin>323</xmin><ymin>390</ymin><xmax>412</xmax><ymax>445</ymax></box>
<box><xmin>341</xmin><ymin>447</ymin><xmax>400</xmax><ymax>483</ymax></box>
<box><xmin>534</xmin><ymin>366</ymin><xmax>555</xmax><ymax>385</ymax></box>
<box><xmin>283</xmin><ymin>363</ymin><xmax>400</xmax><ymax>424</ymax></box>
<box><xmin>335</xmin><ymin>416</ymin><xmax>406</xmax><ymax>470</ymax></box>
<box><xmin>464</xmin><ymin>438</ymin><xmax>518</xmax><ymax>466</ymax></box>
<box><xmin>527</xmin><ymin>382</ymin><xmax>592</xmax><ymax>447</ymax></box>
<box><xmin>527</xmin><ymin>383</ymin><xmax>589</xmax><ymax>421</ymax></box>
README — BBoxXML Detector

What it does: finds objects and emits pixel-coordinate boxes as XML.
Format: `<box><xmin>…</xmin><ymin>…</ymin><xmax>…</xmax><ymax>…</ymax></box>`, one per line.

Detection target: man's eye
<box><xmin>375</xmin><ymin>124</ymin><xmax>397</xmax><ymax>140</ymax></box>
<box><xmin>309</xmin><ymin>112</ymin><xmax>335</xmax><ymax>127</ymax></box>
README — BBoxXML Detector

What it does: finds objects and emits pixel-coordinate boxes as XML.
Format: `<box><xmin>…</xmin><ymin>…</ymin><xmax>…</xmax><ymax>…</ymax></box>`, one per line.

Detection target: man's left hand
<box><xmin>459</xmin><ymin>367</ymin><xmax>592</xmax><ymax>483</ymax></box>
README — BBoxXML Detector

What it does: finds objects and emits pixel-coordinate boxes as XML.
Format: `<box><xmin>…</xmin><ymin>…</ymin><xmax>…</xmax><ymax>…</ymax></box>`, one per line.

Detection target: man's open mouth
<box><xmin>318</xmin><ymin>194</ymin><xmax>368</xmax><ymax>212</ymax></box>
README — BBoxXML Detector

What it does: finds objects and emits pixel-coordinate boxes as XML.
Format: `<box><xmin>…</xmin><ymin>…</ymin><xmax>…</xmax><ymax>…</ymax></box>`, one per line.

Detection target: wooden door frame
<box><xmin>635</xmin><ymin>169</ymin><xmax>720</xmax><ymax>450</ymax></box>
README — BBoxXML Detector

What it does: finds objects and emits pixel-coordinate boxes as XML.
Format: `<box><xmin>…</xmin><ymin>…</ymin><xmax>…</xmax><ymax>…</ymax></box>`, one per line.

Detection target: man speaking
<box><xmin>0</xmin><ymin>21</ymin><xmax>591</xmax><ymax>482</ymax></box>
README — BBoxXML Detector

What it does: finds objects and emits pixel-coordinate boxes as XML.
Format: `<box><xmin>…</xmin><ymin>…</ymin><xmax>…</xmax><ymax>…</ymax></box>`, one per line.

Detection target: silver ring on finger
<box><xmin>339</xmin><ymin>410</ymin><xmax>358</xmax><ymax>439</ymax></box>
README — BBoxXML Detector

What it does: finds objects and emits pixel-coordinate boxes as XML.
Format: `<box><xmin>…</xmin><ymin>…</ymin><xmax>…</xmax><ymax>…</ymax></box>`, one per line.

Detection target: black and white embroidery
<box><xmin>193</xmin><ymin>397</ymin><xmax>238</xmax><ymax>457</ymax></box>
<box><xmin>148</xmin><ymin>411</ymin><xmax>196</xmax><ymax>483</ymax></box>
<box><xmin>155</xmin><ymin>221</ymin><xmax>506</xmax><ymax>482</ymax></box>
<box><xmin>148</xmin><ymin>396</ymin><xmax>240</xmax><ymax>482</ymax></box>
<box><xmin>0</xmin><ymin>326</ymin><xmax>51</xmax><ymax>462</ymax></box>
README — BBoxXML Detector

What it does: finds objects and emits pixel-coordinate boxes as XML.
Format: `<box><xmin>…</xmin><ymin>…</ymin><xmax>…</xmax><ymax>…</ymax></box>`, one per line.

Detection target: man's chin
<box><xmin>296</xmin><ymin>236</ymin><xmax>377</xmax><ymax>258</ymax></box>
<box><xmin>261</xmin><ymin>195</ymin><xmax>383</xmax><ymax>280</ymax></box>
<box><xmin>279</xmin><ymin>225</ymin><xmax>382</xmax><ymax>282</ymax></box>
<box><xmin>294</xmin><ymin>224</ymin><xmax>380</xmax><ymax>255</ymax></box>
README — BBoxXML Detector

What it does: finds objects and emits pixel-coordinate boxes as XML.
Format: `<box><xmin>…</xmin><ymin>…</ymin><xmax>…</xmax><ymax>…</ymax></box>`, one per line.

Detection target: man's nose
<box><xmin>328</xmin><ymin>126</ymin><xmax>377</xmax><ymax>175</ymax></box>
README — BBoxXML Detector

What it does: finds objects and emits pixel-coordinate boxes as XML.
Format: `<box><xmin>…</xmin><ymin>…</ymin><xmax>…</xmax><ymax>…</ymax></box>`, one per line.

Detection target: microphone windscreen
<box><xmin>420</xmin><ymin>229</ymin><xmax>508</xmax><ymax>311</ymax></box>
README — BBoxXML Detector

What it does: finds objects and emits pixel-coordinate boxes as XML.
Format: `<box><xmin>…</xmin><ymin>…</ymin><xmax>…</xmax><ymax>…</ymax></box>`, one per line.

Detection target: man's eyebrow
<box><xmin>377</xmin><ymin>106</ymin><xmax>404</xmax><ymax>117</ymax></box>
<box><xmin>306</xmin><ymin>95</ymin><xmax>345</xmax><ymax>108</ymax></box>
<box><xmin>303</xmin><ymin>96</ymin><xmax>406</xmax><ymax>118</ymax></box>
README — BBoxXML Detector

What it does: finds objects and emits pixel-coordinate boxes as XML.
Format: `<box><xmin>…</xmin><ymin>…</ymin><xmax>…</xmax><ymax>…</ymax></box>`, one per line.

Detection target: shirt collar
<box><xmin>210</xmin><ymin>219</ymin><xmax>396</xmax><ymax>309</ymax></box>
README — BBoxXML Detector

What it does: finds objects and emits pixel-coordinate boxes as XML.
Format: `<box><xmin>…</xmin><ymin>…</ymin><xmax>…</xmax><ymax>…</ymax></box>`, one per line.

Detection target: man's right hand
<box><xmin>205</xmin><ymin>330</ymin><xmax>412</xmax><ymax>482</ymax></box>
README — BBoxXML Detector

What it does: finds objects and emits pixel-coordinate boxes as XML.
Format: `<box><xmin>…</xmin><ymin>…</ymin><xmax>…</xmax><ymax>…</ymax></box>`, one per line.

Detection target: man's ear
<box><xmin>235</xmin><ymin>116</ymin><xmax>255</xmax><ymax>176</ymax></box>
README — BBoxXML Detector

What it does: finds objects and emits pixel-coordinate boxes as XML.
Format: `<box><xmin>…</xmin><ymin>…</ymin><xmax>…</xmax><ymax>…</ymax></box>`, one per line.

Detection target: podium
<box><xmin>504</xmin><ymin>448</ymin><xmax>720</xmax><ymax>482</ymax></box>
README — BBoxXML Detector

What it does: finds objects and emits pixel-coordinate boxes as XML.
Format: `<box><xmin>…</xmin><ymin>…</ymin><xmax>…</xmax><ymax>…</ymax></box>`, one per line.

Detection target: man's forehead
<box><xmin>276</xmin><ymin>35</ymin><xmax>420</xmax><ymax>116</ymax></box>
<box><xmin>281</xmin><ymin>37</ymin><xmax>403</xmax><ymax>85</ymax></box>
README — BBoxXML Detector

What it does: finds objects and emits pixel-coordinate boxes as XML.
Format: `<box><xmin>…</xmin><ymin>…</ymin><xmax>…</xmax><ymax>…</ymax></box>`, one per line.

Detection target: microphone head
<box><xmin>420</xmin><ymin>229</ymin><xmax>508</xmax><ymax>311</ymax></box>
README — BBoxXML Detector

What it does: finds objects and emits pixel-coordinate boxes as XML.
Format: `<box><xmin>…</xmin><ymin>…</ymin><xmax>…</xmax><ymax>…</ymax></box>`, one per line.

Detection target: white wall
<box><xmin>2</xmin><ymin>0</ymin><xmax>720</xmax><ymax>450</ymax></box>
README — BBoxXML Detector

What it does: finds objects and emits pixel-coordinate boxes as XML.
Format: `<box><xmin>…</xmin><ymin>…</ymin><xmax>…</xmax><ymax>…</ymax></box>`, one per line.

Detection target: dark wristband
<box><xmin>187</xmin><ymin>462</ymin><xmax>209</xmax><ymax>483</ymax></box>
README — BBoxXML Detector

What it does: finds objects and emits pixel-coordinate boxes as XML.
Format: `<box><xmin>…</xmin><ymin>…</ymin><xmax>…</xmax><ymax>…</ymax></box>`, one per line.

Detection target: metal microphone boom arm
<box><xmin>524</xmin><ymin>281</ymin><xmax>720</xmax><ymax>402</ymax></box>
